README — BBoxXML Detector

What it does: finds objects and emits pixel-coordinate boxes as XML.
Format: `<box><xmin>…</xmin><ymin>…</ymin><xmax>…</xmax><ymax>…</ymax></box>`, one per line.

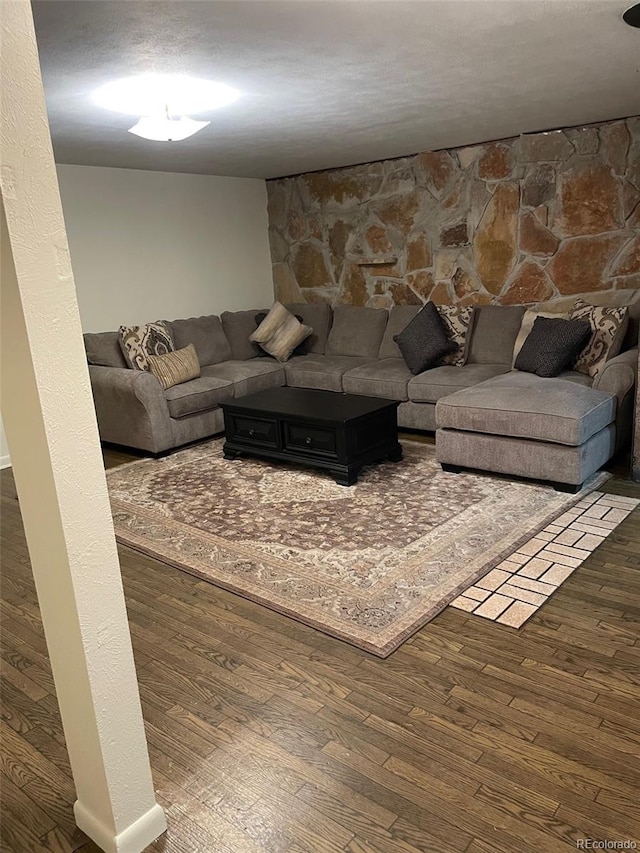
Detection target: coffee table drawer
<box><xmin>229</xmin><ymin>414</ymin><xmax>279</xmax><ymax>448</ymax></box>
<box><xmin>284</xmin><ymin>421</ymin><xmax>338</xmax><ymax>457</ymax></box>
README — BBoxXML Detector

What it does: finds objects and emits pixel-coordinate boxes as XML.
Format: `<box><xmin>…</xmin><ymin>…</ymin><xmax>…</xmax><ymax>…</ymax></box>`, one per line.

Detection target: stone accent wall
<box><xmin>267</xmin><ymin>117</ymin><xmax>640</xmax><ymax>313</ymax></box>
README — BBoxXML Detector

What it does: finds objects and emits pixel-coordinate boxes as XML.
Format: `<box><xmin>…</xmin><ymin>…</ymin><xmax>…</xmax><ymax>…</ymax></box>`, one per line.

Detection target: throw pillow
<box><xmin>514</xmin><ymin>317</ymin><xmax>592</xmax><ymax>378</ymax></box>
<box><xmin>438</xmin><ymin>305</ymin><xmax>474</xmax><ymax>367</ymax></box>
<box><xmin>148</xmin><ymin>344</ymin><xmax>201</xmax><ymax>390</ymax></box>
<box><xmin>393</xmin><ymin>301</ymin><xmax>457</xmax><ymax>375</ymax></box>
<box><xmin>512</xmin><ymin>309</ymin><xmax>569</xmax><ymax>366</ymax></box>
<box><xmin>570</xmin><ymin>299</ymin><xmax>629</xmax><ymax>378</ymax></box>
<box><xmin>254</xmin><ymin>311</ymin><xmax>308</xmax><ymax>358</ymax></box>
<box><xmin>118</xmin><ymin>321</ymin><xmax>174</xmax><ymax>371</ymax></box>
<box><xmin>249</xmin><ymin>302</ymin><xmax>312</xmax><ymax>363</ymax></box>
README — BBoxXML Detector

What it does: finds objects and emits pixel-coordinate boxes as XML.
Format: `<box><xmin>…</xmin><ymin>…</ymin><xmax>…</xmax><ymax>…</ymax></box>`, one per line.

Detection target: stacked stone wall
<box><xmin>266</xmin><ymin>118</ymin><xmax>640</xmax><ymax>313</ymax></box>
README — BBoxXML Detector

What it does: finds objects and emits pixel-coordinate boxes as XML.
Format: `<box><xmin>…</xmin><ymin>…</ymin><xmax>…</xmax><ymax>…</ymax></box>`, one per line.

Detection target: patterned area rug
<box><xmin>107</xmin><ymin>439</ymin><xmax>607</xmax><ymax>657</ymax></box>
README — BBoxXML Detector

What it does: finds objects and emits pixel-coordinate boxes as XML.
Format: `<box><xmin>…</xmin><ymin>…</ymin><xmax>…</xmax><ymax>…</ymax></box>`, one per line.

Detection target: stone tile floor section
<box><xmin>450</xmin><ymin>491</ymin><xmax>640</xmax><ymax>628</ymax></box>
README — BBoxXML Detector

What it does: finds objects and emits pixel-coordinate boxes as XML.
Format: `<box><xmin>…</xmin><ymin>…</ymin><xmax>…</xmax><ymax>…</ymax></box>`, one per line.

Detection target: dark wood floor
<box><xmin>1</xmin><ymin>442</ymin><xmax>639</xmax><ymax>853</ymax></box>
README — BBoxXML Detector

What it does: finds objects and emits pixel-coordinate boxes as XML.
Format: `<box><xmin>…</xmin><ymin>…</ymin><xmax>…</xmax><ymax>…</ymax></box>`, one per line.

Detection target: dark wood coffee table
<box><xmin>221</xmin><ymin>387</ymin><xmax>402</xmax><ymax>486</ymax></box>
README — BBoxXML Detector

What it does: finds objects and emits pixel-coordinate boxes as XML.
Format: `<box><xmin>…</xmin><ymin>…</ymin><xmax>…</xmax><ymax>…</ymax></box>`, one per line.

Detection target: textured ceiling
<box><xmin>32</xmin><ymin>0</ymin><xmax>640</xmax><ymax>179</ymax></box>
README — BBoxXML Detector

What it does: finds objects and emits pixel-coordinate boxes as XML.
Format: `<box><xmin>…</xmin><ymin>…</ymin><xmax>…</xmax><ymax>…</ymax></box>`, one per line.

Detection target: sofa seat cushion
<box><xmin>164</xmin><ymin>376</ymin><xmax>234</xmax><ymax>418</ymax></box>
<box><xmin>343</xmin><ymin>358</ymin><xmax>413</xmax><ymax>401</ymax></box>
<box><xmin>284</xmin><ymin>355</ymin><xmax>374</xmax><ymax>392</ymax></box>
<box><xmin>408</xmin><ymin>364</ymin><xmax>511</xmax><ymax>404</ymax></box>
<box><xmin>551</xmin><ymin>369</ymin><xmax>593</xmax><ymax>387</ymax></box>
<box><xmin>435</xmin><ymin>372</ymin><xmax>616</xmax><ymax>446</ymax></box>
<box><xmin>201</xmin><ymin>360</ymin><xmax>285</xmax><ymax>398</ymax></box>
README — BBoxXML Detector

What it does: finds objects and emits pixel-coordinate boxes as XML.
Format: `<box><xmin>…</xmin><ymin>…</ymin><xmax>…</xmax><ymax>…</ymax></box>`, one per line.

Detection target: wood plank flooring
<box><xmin>1</xmin><ymin>441</ymin><xmax>639</xmax><ymax>852</ymax></box>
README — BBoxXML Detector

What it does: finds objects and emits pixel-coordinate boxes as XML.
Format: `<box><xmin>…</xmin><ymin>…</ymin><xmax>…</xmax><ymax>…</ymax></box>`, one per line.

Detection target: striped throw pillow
<box><xmin>249</xmin><ymin>301</ymin><xmax>312</xmax><ymax>362</ymax></box>
<box><xmin>148</xmin><ymin>344</ymin><xmax>200</xmax><ymax>390</ymax></box>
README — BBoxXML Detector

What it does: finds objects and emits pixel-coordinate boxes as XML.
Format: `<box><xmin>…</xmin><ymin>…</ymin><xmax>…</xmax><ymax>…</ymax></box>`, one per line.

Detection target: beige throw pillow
<box><xmin>249</xmin><ymin>302</ymin><xmax>312</xmax><ymax>363</ymax></box>
<box><xmin>148</xmin><ymin>344</ymin><xmax>200</xmax><ymax>390</ymax></box>
<box><xmin>570</xmin><ymin>299</ymin><xmax>629</xmax><ymax>378</ymax></box>
<box><xmin>512</xmin><ymin>310</ymin><xmax>568</xmax><ymax>366</ymax></box>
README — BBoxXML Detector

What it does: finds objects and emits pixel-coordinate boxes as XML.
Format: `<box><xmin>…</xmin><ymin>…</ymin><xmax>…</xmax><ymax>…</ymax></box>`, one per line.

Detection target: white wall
<box><xmin>56</xmin><ymin>164</ymin><xmax>274</xmax><ymax>332</ymax></box>
<box><xmin>0</xmin><ymin>417</ymin><xmax>9</xmax><ymax>469</ymax></box>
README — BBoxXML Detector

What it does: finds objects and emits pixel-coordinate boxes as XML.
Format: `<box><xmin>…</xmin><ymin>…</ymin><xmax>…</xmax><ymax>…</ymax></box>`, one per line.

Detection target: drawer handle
<box><xmin>249</xmin><ymin>428</ymin><xmax>255</xmax><ymax>437</ymax></box>
<box><xmin>305</xmin><ymin>436</ymin><xmax>312</xmax><ymax>446</ymax></box>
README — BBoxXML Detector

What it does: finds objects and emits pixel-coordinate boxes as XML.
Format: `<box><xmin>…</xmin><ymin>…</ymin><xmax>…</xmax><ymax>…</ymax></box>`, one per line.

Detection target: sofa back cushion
<box><xmin>326</xmin><ymin>306</ymin><xmax>388</xmax><ymax>358</ymax></box>
<box><xmin>379</xmin><ymin>305</ymin><xmax>421</xmax><ymax>359</ymax></box>
<box><xmin>84</xmin><ymin>331</ymin><xmax>128</xmax><ymax>368</ymax></box>
<box><xmin>221</xmin><ymin>309</ymin><xmax>268</xmax><ymax>360</ymax></box>
<box><xmin>285</xmin><ymin>302</ymin><xmax>333</xmax><ymax>354</ymax></box>
<box><xmin>169</xmin><ymin>315</ymin><xmax>232</xmax><ymax>367</ymax></box>
<box><xmin>466</xmin><ymin>305</ymin><xmax>526</xmax><ymax>365</ymax></box>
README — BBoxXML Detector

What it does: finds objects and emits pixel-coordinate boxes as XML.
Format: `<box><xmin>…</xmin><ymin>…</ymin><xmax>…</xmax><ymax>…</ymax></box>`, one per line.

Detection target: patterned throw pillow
<box><xmin>118</xmin><ymin>321</ymin><xmax>174</xmax><ymax>370</ymax></box>
<box><xmin>438</xmin><ymin>305</ymin><xmax>474</xmax><ymax>367</ymax></box>
<box><xmin>249</xmin><ymin>302</ymin><xmax>312</xmax><ymax>363</ymax></box>
<box><xmin>148</xmin><ymin>344</ymin><xmax>201</xmax><ymax>390</ymax></box>
<box><xmin>393</xmin><ymin>302</ymin><xmax>457</xmax><ymax>375</ymax></box>
<box><xmin>570</xmin><ymin>299</ymin><xmax>629</xmax><ymax>378</ymax></box>
<box><xmin>514</xmin><ymin>317</ymin><xmax>592</xmax><ymax>378</ymax></box>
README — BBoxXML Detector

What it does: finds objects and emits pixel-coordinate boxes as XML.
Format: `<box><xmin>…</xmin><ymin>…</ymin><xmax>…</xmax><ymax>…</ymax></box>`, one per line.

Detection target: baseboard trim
<box><xmin>74</xmin><ymin>800</ymin><xmax>167</xmax><ymax>853</ymax></box>
<box><xmin>0</xmin><ymin>454</ymin><xmax>11</xmax><ymax>470</ymax></box>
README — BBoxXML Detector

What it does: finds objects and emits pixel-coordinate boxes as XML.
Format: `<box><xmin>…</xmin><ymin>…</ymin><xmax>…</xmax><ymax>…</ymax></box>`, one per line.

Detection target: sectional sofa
<box><xmin>84</xmin><ymin>297</ymin><xmax>639</xmax><ymax>488</ymax></box>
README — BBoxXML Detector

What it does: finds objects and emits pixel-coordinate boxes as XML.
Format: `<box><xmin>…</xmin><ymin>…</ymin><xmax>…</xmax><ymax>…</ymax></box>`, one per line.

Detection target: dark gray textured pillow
<box><xmin>514</xmin><ymin>317</ymin><xmax>592</xmax><ymax>378</ymax></box>
<box><xmin>393</xmin><ymin>302</ymin><xmax>456</xmax><ymax>375</ymax></box>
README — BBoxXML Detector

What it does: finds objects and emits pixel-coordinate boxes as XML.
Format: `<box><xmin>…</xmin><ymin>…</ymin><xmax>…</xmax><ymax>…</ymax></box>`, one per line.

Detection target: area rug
<box><xmin>107</xmin><ymin>439</ymin><xmax>608</xmax><ymax>657</ymax></box>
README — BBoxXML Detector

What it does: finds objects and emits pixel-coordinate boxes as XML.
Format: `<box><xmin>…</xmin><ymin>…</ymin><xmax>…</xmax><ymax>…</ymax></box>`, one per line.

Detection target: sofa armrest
<box><xmin>89</xmin><ymin>365</ymin><xmax>174</xmax><ymax>453</ymax></box>
<box><xmin>593</xmin><ymin>348</ymin><xmax>638</xmax><ymax>453</ymax></box>
<box><xmin>593</xmin><ymin>348</ymin><xmax>638</xmax><ymax>404</ymax></box>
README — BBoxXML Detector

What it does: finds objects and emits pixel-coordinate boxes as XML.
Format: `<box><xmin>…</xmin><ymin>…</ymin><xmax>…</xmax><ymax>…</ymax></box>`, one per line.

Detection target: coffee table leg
<box><xmin>332</xmin><ymin>466</ymin><xmax>358</xmax><ymax>486</ymax></box>
<box><xmin>388</xmin><ymin>443</ymin><xmax>403</xmax><ymax>462</ymax></box>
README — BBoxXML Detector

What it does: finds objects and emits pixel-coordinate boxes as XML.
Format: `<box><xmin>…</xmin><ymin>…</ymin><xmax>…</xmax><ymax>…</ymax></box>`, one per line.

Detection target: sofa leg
<box><xmin>551</xmin><ymin>481</ymin><xmax>582</xmax><ymax>494</ymax></box>
<box><xmin>441</xmin><ymin>463</ymin><xmax>462</xmax><ymax>474</ymax></box>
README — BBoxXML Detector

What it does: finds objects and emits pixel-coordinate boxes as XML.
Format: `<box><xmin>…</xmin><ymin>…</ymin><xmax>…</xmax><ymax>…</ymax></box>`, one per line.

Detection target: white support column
<box><xmin>0</xmin><ymin>4</ymin><xmax>166</xmax><ymax>852</ymax></box>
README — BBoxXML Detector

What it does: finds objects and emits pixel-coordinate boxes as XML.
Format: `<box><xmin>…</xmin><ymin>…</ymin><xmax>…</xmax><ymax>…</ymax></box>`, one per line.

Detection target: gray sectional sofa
<box><xmin>84</xmin><ymin>297</ymin><xmax>639</xmax><ymax>488</ymax></box>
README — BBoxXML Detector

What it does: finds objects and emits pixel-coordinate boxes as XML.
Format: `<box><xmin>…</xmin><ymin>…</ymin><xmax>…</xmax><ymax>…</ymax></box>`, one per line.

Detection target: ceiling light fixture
<box><xmin>623</xmin><ymin>2</ymin><xmax>640</xmax><ymax>26</ymax></box>
<box><xmin>128</xmin><ymin>115</ymin><xmax>210</xmax><ymax>142</ymax></box>
<box><xmin>93</xmin><ymin>74</ymin><xmax>241</xmax><ymax>142</ymax></box>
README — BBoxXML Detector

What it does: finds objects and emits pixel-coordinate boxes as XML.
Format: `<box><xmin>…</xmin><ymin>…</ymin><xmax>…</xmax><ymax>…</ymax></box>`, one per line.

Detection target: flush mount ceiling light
<box><xmin>128</xmin><ymin>115</ymin><xmax>211</xmax><ymax>142</ymax></box>
<box><xmin>623</xmin><ymin>2</ymin><xmax>640</xmax><ymax>26</ymax></box>
<box><xmin>93</xmin><ymin>74</ymin><xmax>241</xmax><ymax>141</ymax></box>
<box><xmin>622</xmin><ymin>3</ymin><xmax>640</xmax><ymax>27</ymax></box>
